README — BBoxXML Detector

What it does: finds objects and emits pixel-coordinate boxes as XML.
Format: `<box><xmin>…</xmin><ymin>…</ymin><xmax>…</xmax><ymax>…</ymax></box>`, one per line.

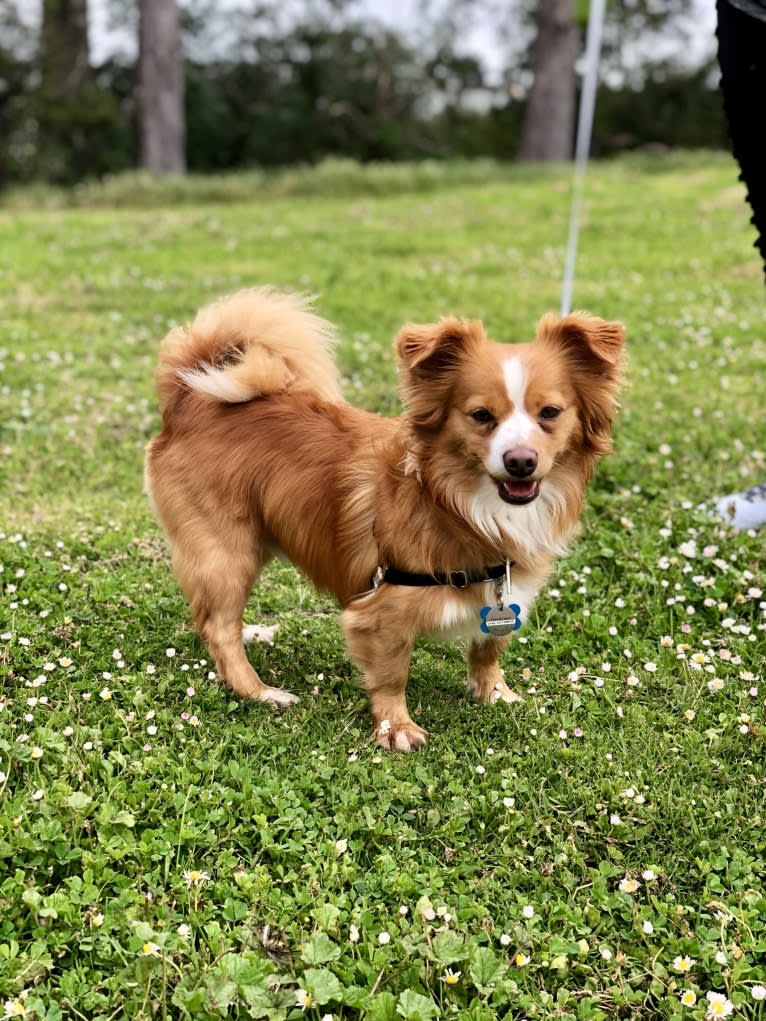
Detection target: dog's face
<box><xmin>396</xmin><ymin>312</ymin><xmax>625</xmax><ymax>508</ymax></box>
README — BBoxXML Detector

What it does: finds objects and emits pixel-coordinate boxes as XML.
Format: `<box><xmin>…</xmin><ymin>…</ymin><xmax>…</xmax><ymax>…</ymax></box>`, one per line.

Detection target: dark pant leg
<box><xmin>716</xmin><ymin>0</ymin><xmax>766</xmax><ymax>277</ymax></box>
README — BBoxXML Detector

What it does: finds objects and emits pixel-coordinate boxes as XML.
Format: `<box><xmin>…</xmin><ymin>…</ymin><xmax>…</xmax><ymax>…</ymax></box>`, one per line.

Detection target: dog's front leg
<box><xmin>465</xmin><ymin>637</ymin><xmax>523</xmax><ymax>705</ymax></box>
<box><xmin>342</xmin><ymin>599</ymin><xmax>428</xmax><ymax>752</ymax></box>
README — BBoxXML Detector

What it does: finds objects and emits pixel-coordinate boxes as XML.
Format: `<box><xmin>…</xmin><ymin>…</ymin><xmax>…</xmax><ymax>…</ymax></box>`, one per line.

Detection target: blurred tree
<box><xmin>0</xmin><ymin>0</ymin><xmax>729</xmax><ymax>188</ymax></box>
<box><xmin>138</xmin><ymin>0</ymin><xmax>185</xmax><ymax>172</ymax></box>
<box><xmin>40</xmin><ymin>0</ymin><xmax>89</xmax><ymax>94</ymax></box>
<box><xmin>27</xmin><ymin>0</ymin><xmax>127</xmax><ymax>182</ymax></box>
<box><xmin>518</xmin><ymin>0</ymin><xmax>577</xmax><ymax>161</ymax></box>
<box><xmin>0</xmin><ymin>2</ymin><xmax>35</xmax><ymax>183</ymax></box>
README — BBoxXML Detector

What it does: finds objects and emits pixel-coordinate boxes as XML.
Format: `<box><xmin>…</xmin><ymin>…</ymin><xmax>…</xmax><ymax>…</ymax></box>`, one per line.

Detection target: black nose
<box><xmin>503</xmin><ymin>447</ymin><xmax>538</xmax><ymax>478</ymax></box>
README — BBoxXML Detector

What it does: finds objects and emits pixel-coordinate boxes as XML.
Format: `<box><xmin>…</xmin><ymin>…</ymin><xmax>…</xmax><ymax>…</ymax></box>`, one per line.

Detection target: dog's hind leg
<box><xmin>173</xmin><ymin>528</ymin><xmax>298</xmax><ymax>708</ymax></box>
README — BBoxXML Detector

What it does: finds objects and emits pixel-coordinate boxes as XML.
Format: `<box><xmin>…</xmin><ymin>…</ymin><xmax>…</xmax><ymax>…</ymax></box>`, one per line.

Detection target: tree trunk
<box><xmin>35</xmin><ymin>0</ymin><xmax>94</xmax><ymax>181</ymax></box>
<box><xmin>518</xmin><ymin>0</ymin><xmax>577</xmax><ymax>162</ymax></box>
<box><xmin>39</xmin><ymin>0</ymin><xmax>90</xmax><ymax>100</ymax></box>
<box><xmin>138</xmin><ymin>0</ymin><xmax>186</xmax><ymax>174</ymax></box>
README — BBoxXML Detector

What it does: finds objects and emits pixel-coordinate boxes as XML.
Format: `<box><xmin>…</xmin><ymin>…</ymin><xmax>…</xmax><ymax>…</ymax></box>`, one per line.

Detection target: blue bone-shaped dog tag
<box><xmin>480</xmin><ymin>603</ymin><xmax>522</xmax><ymax>636</ymax></box>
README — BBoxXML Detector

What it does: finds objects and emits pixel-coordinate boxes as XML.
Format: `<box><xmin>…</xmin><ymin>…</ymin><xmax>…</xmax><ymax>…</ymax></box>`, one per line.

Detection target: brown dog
<box><xmin>145</xmin><ymin>288</ymin><xmax>624</xmax><ymax>750</ymax></box>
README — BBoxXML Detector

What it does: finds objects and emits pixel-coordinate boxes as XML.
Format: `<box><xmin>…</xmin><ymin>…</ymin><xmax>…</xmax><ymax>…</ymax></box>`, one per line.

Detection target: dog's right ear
<box><xmin>395</xmin><ymin>316</ymin><xmax>483</xmax><ymax>374</ymax></box>
<box><xmin>396</xmin><ymin>317</ymin><xmax>484</xmax><ymax>430</ymax></box>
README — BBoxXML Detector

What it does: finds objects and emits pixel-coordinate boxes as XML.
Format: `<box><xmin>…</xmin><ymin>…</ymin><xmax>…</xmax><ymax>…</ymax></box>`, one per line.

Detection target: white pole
<box><xmin>561</xmin><ymin>0</ymin><xmax>608</xmax><ymax>316</ymax></box>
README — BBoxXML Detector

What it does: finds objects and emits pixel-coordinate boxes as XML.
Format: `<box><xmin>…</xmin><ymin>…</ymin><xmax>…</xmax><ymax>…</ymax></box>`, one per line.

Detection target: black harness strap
<box><xmin>377</xmin><ymin>563</ymin><xmax>507</xmax><ymax>589</ymax></box>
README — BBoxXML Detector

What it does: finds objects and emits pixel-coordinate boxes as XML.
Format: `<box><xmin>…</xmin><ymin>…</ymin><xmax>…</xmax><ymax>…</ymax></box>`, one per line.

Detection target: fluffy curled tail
<box><xmin>155</xmin><ymin>287</ymin><xmax>343</xmax><ymax>418</ymax></box>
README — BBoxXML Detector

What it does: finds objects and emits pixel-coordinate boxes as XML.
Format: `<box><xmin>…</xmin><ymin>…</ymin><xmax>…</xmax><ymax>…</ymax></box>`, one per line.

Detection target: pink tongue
<box><xmin>503</xmin><ymin>480</ymin><xmax>536</xmax><ymax>498</ymax></box>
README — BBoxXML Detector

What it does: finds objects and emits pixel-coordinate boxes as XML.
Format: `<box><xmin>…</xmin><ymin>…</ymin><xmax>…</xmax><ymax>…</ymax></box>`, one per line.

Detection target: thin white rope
<box><xmin>561</xmin><ymin>0</ymin><xmax>608</xmax><ymax>316</ymax></box>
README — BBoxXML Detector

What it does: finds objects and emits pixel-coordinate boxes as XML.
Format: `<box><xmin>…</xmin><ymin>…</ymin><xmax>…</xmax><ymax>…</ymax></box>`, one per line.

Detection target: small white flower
<box><xmin>334</xmin><ymin>838</ymin><xmax>348</xmax><ymax>855</ymax></box>
<box><xmin>182</xmin><ymin>869</ymin><xmax>210</xmax><ymax>888</ymax></box>
<box><xmin>751</xmin><ymin>985</ymin><xmax>766</xmax><ymax>1001</ymax></box>
<box><xmin>99</xmin><ymin>687</ymin><xmax>112</xmax><ymax>701</ymax></box>
<box><xmin>522</xmin><ymin>904</ymin><xmax>534</xmax><ymax>919</ymax></box>
<box><xmin>503</xmin><ymin>796</ymin><xmax>515</xmax><ymax>808</ymax></box>
<box><xmin>31</xmin><ymin>789</ymin><xmax>44</xmax><ymax>801</ymax></box>
<box><xmin>295</xmin><ymin>988</ymin><xmax>314</xmax><ymax>1010</ymax></box>
<box><xmin>618</xmin><ymin>877</ymin><xmax>639</xmax><ymax>894</ymax></box>
<box><xmin>642</xmin><ymin>920</ymin><xmax>654</xmax><ymax>934</ymax></box>
<box><xmin>30</xmin><ymin>747</ymin><xmax>43</xmax><ymax>760</ymax></box>
<box><xmin>673</xmin><ymin>955</ymin><xmax>695</xmax><ymax>973</ymax></box>
<box><xmin>714</xmin><ymin>950</ymin><xmax>727</xmax><ymax>965</ymax></box>
<box><xmin>3</xmin><ymin>996</ymin><xmax>29</xmax><ymax>1017</ymax></box>
<box><xmin>475</xmin><ymin>764</ymin><xmax>485</xmax><ymax>774</ymax></box>
<box><xmin>177</xmin><ymin>923</ymin><xmax>191</xmax><ymax>940</ymax></box>
<box><xmin>644</xmin><ymin>662</ymin><xmax>657</xmax><ymax>673</ymax></box>
<box><xmin>377</xmin><ymin>930</ymin><xmax>390</xmax><ymax>945</ymax></box>
<box><xmin>499</xmin><ymin>932</ymin><xmax>511</xmax><ymax>947</ymax></box>
<box><xmin>165</xmin><ymin>647</ymin><xmax>176</xmax><ymax>657</ymax></box>
<box><xmin>349</xmin><ymin>924</ymin><xmax>360</xmax><ymax>943</ymax></box>
<box><xmin>704</xmin><ymin>990</ymin><xmax>734</xmax><ymax>1018</ymax></box>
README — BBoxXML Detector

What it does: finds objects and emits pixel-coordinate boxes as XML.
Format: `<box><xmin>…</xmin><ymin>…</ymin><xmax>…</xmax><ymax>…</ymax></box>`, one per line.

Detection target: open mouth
<box><xmin>497</xmin><ymin>479</ymin><xmax>541</xmax><ymax>505</ymax></box>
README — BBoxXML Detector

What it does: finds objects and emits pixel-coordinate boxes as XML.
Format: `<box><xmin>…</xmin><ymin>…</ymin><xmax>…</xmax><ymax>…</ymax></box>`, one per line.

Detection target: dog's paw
<box><xmin>242</xmin><ymin>623</ymin><xmax>278</xmax><ymax>646</ymax></box>
<box><xmin>489</xmin><ymin>679</ymin><xmax>524</xmax><ymax>705</ymax></box>
<box><xmin>260</xmin><ymin>685</ymin><xmax>299</xmax><ymax>709</ymax></box>
<box><xmin>375</xmin><ymin>717</ymin><xmax>428</xmax><ymax>752</ymax></box>
<box><xmin>466</xmin><ymin>674</ymin><xmax>523</xmax><ymax>705</ymax></box>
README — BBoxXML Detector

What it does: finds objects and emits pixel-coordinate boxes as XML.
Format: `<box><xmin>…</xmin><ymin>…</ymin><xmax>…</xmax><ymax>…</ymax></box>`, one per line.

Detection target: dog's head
<box><xmin>396</xmin><ymin>312</ymin><xmax>625</xmax><ymax>508</ymax></box>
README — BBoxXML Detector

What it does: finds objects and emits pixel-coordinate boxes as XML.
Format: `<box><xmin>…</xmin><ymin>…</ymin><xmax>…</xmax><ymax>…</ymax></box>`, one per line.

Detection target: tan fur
<box><xmin>146</xmin><ymin>288</ymin><xmax>625</xmax><ymax>751</ymax></box>
<box><xmin>155</xmin><ymin>286</ymin><xmax>342</xmax><ymax>418</ymax></box>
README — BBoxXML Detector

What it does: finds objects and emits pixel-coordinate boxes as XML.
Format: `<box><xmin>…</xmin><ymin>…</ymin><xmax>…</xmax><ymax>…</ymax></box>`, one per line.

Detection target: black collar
<box><xmin>373</xmin><ymin>562</ymin><xmax>507</xmax><ymax>590</ymax></box>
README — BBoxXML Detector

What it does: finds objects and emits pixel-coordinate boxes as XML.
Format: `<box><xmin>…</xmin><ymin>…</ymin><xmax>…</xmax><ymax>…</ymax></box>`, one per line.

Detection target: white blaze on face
<box><xmin>487</xmin><ymin>356</ymin><xmax>539</xmax><ymax>476</ymax></box>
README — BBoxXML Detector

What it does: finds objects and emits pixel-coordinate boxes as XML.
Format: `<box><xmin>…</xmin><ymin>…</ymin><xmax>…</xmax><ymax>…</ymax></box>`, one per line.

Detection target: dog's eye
<box><xmin>539</xmin><ymin>406</ymin><xmax>561</xmax><ymax>421</ymax></box>
<box><xmin>470</xmin><ymin>408</ymin><xmax>495</xmax><ymax>426</ymax></box>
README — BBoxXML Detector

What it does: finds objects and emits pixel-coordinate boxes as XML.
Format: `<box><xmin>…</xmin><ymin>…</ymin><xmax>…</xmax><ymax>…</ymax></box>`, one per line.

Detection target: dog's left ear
<box><xmin>396</xmin><ymin>317</ymin><xmax>485</xmax><ymax>429</ymax></box>
<box><xmin>536</xmin><ymin>312</ymin><xmax>625</xmax><ymax>367</ymax></box>
<box><xmin>537</xmin><ymin>312</ymin><xmax>626</xmax><ymax>455</ymax></box>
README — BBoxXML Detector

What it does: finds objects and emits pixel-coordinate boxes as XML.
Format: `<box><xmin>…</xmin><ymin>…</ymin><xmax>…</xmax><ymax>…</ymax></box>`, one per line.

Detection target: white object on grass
<box><xmin>715</xmin><ymin>482</ymin><xmax>766</xmax><ymax>531</ymax></box>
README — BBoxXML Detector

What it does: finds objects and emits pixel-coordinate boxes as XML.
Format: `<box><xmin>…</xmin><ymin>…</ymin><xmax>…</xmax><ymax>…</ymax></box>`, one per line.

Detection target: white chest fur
<box><xmin>432</xmin><ymin>572</ymin><xmax>543</xmax><ymax>643</ymax></box>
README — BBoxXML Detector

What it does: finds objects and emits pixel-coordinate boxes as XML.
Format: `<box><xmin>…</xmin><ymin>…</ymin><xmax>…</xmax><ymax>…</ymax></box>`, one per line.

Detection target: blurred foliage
<box><xmin>0</xmin><ymin>0</ymin><xmax>727</xmax><ymax>187</ymax></box>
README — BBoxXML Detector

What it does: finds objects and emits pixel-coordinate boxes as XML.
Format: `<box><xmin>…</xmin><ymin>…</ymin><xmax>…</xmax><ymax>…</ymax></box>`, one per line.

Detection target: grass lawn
<box><xmin>1</xmin><ymin>153</ymin><xmax>765</xmax><ymax>1021</ymax></box>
